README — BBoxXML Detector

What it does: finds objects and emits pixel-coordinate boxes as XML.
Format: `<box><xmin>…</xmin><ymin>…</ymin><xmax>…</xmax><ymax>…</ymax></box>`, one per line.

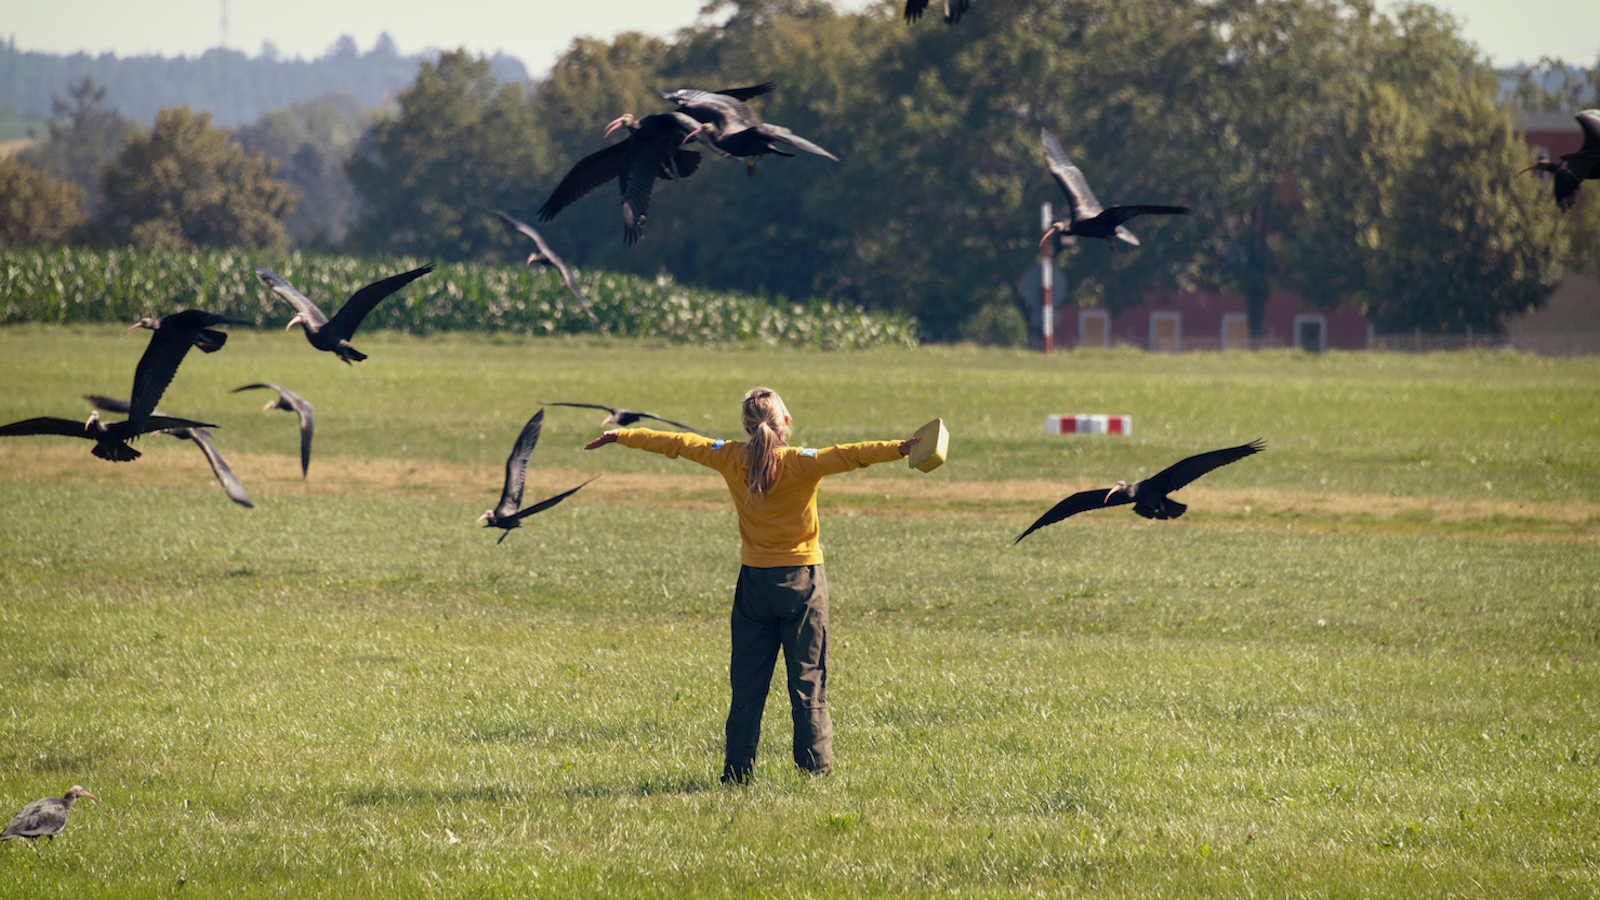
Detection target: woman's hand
<box><xmin>584</xmin><ymin>431</ymin><xmax>620</xmax><ymax>450</ymax></box>
<box><xmin>897</xmin><ymin>436</ymin><xmax>920</xmax><ymax>457</ymax></box>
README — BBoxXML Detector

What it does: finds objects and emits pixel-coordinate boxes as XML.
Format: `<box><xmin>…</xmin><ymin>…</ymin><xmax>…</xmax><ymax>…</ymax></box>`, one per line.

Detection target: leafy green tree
<box><xmin>344</xmin><ymin>50</ymin><xmax>546</xmax><ymax>260</ymax></box>
<box><xmin>15</xmin><ymin>76</ymin><xmax>138</xmax><ymax>215</ymax></box>
<box><xmin>0</xmin><ymin>157</ymin><xmax>87</xmax><ymax>246</ymax></box>
<box><xmin>1293</xmin><ymin>9</ymin><xmax>1566</xmax><ymax>332</ymax></box>
<box><xmin>235</xmin><ymin>92</ymin><xmax>368</xmax><ymax>245</ymax></box>
<box><xmin>1296</xmin><ymin>83</ymin><xmax>1565</xmax><ymax>331</ymax></box>
<box><xmin>94</xmin><ymin>106</ymin><xmax>297</xmax><ymax>250</ymax></box>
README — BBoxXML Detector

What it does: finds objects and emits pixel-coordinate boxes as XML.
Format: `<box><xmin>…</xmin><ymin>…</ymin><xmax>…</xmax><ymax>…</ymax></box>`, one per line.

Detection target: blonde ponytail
<box><xmin>741</xmin><ymin>387</ymin><xmax>791</xmax><ymax>503</ymax></box>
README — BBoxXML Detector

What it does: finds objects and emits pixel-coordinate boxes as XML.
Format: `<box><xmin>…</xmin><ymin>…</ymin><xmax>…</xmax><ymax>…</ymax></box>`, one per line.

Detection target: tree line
<box><xmin>0</xmin><ymin>34</ymin><xmax>526</xmax><ymax>127</ymax></box>
<box><xmin>3</xmin><ymin>0</ymin><xmax>1596</xmax><ymax>341</ymax></box>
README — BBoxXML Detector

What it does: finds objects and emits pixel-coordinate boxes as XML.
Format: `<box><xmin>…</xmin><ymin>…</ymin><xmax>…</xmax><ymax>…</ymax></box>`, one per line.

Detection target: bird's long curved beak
<box><xmin>81</xmin><ymin>791</ymin><xmax>100</xmax><ymax>804</ymax></box>
<box><xmin>123</xmin><ymin>321</ymin><xmax>144</xmax><ymax>336</ymax></box>
<box><xmin>1039</xmin><ymin>224</ymin><xmax>1061</xmax><ymax>249</ymax></box>
<box><xmin>476</xmin><ymin>511</ymin><xmax>492</xmax><ymax>525</ymax></box>
<box><xmin>263</xmin><ymin>402</ymin><xmax>276</xmax><ymax>413</ymax></box>
<box><xmin>603</xmin><ymin>116</ymin><xmax>630</xmax><ymax>138</ymax></box>
<box><xmin>681</xmin><ymin>125</ymin><xmax>704</xmax><ymax>144</ymax></box>
<box><xmin>83</xmin><ymin>410</ymin><xmax>100</xmax><ymax>431</ymax></box>
<box><xmin>284</xmin><ymin>314</ymin><xmax>303</xmax><ymax>332</ymax></box>
<box><xmin>1516</xmin><ymin>163</ymin><xmax>1542</xmax><ymax>176</ymax></box>
<box><xmin>1103</xmin><ymin>481</ymin><xmax>1126</xmax><ymax>505</ymax></box>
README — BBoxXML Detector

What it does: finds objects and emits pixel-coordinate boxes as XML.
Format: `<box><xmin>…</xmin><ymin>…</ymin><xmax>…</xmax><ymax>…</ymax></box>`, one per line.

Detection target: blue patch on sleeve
<box><xmin>800</xmin><ymin>447</ymin><xmax>817</xmax><ymax>458</ymax></box>
<box><xmin>711</xmin><ymin>439</ymin><xmax>726</xmax><ymax>450</ymax></box>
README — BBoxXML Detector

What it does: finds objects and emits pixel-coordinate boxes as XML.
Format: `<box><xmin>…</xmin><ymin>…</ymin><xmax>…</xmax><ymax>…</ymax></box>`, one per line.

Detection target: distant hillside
<box><xmin>0</xmin><ymin>34</ymin><xmax>530</xmax><ymax>126</ymax></box>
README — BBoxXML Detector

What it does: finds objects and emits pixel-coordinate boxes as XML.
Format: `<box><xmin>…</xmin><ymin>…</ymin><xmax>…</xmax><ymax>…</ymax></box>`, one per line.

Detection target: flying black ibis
<box><xmin>478</xmin><ymin>409</ymin><xmax>597</xmax><ymax>544</ymax></box>
<box><xmin>123</xmin><ymin>308</ymin><xmax>253</xmax><ymax>432</ymax></box>
<box><xmin>904</xmin><ymin>0</ymin><xmax>973</xmax><ymax>24</ymax></box>
<box><xmin>489</xmin><ymin>209</ymin><xmax>597</xmax><ymax>320</ymax></box>
<box><xmin>254</xmin><ymin>264</ymin><xmax>436</xmax><ymax>363</ymax></box>
<box><xmin>1520</xmin><ymin>109</ymin><xmax>1600</xmax><ymax>211</ymax></box>
<box><xmin>1039</xmin><ymin>128</ymin><xmax>1189</xmax><ymax>249</ymax></box>
<box><xmin>660</xmin><ymin>84</ymin><xmax>838</xmax><ymax>178</ymax></box>
<box><xmin>230</xmin><ymin>382</ymin><xmax>314</xmax><ymax>478</ymax></box>
<box><xmin>542</xmin><ymin>401</ymin><xmax>705</xmax><ymax>434</ymax></box>
<box><xmin>0</xmin><ymin>412</ymin><xmax>217</xmax><ymax>462</ymax></box>
<box><xmin>83</xmin><ymin>395</ymin><xmax>252</xmax><ymax>505</ymax></box>
<box><xmin>536</xmin><ymin>111</ymin><xmax>705</xmax><ymax>245</ymax></box>
<box><xmin>1014</xmin><ymin>440</ymin><xmax>1264</xmax><ymax>543</ymax></box>
<box><xmin>2</xmin><ymin>786</ymin><xmax>98</xmax><ymax>845</ymax></box>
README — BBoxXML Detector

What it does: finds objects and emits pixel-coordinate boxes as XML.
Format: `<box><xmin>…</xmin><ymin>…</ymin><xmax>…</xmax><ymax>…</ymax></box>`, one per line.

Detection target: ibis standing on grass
<box><xmin>2</xmin><ymin>786</ymin><xmax>98</xmax><ymax>846</ymax></box>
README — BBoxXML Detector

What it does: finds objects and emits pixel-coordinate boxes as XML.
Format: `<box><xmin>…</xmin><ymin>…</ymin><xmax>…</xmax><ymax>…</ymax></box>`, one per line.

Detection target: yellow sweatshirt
<box><xmin>615</xmin><ymin>428</ymin><xmax>904</xmax><ymax>567</ymax></box>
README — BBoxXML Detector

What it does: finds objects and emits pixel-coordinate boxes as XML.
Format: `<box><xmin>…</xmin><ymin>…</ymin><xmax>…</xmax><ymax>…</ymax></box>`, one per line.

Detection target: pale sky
<box><xmin>2</xmin><ymin>0</ymin><xmax>1597</xmax><ymax>77</ymax></box>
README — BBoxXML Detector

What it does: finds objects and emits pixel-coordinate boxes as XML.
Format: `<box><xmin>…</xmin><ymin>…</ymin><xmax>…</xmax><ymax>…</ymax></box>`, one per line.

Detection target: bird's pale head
<box><xmin>83</xmin><ymin>410</ymin><xmax>101</xmax><ymax>431</ymax></box>
<box><xmin>64</xmin><ymin>786</ymin><xmax>99</xmax><ymax>805</ymax></box>
<box><xmin>476</xmin><ymin>510</ymin><xmax>494</xmax><ymax>526</ymax></box>
<box><xmin>123</xmin><ymin>317</ymin><xmax>159</xmax><ymax>335</ymax></box>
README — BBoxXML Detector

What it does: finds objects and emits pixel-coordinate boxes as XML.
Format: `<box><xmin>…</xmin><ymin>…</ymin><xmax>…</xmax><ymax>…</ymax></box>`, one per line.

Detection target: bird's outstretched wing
<box><xmin>538</xmin><ymin>141</ymin><xmax>631</xmax><ymax>221</ymax></box>
<box><xmin>543</xmin><ymin>401</ymin><xmax>617</xmax><ymax>415</ymax></box>
<box><xmin>0</xmin><ymin>416</ymin><xmax>104</xmax><ymax>439</ymax></box>
<box><xmin>255</xmin><ymin>266</ymin><xmax>330</xmax><ymax>330</ymax></box>
<box><xmin>903</xmin><ymin>0</ymin><xmax>930</xmax><ymax>22</ymax></box>
<box><xmin>634</xmin><ymin>412</ymin><xmax>706</xmax><ymax>434</ymax></box>
<box><xmin>944</xmin><ymin>0</ymin><xmax>973</xmax><ymax>23</ymax></box>
<box><xmin>184</xmin><ymin>427</ymin><xmax>253</xmax><ymax>507</ymax></box>
<box><xmin>620</xmin><ymin>140</ymin><xmax>683</xmax><ymax>245</ymax></box>
<box><xmin>495</xmin><ymin>410</ymin><xmax>545</xmax><ymax>520</ymax></box>
<box><xmin>713</xmin><ymin>83</ymin><xmax>775</xmax><ymax>102</ymax></box>
<box><xmin>1142</xmin><ymin>440</ymin><xmax>1265</xmax><ymax>496</ymax></box>
<box><xmin>329</xmin><ymin>265</ymin><xmax>435</xmax><ymax>338</ymax></box>
<box><xmin>1041</xmin><ymin>128</ymin><xmax>1104</xmax><ymax>220</ymax></box>
<box><xmin>509</xmin><ymin>476</ymin><xmax>597</xmax><ymax>523</ymax></box>
<box><xmin>233</xmin><ymin>383</ymin><xmax>314</xmax><ymax>477</ymax></box>
<box><xmin>126</xmin><ymin>330</ymin><xmax>198</xmax><ymax>430</ymax></box>
<box><xmin>491</xmin><ymin>209</ymin><xmax>596</xmax><ymax>320</ymax></box>
<box><xmin>1102</xmin><ymin>205</ymin><xmax>1190</xmax><ymax>227</ymax></box>
<box><xmin>754</xmin><ymin>123</ymin><xmax>839</xmax><ymax>161</ymax></box>
<box><xmin>1014</xmin><ymin>488</ymin><xmax>1133</xmax><ymax>543</ymax></box>
<box><xmin>661</xmin><ymin>90</ymin><xmax>756</xmax><ymax>131</ymax></box>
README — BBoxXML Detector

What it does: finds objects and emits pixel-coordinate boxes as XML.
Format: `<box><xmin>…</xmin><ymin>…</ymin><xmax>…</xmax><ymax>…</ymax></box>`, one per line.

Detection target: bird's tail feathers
<box><xmin>195</xmin><ymin>329</ymin><xmax>228</xmax><ymax>353</ymax></box>
<box><xmin>93</xmin><ymin>442</ymin><xmax>140</xmax><ymax>462</ymax></box>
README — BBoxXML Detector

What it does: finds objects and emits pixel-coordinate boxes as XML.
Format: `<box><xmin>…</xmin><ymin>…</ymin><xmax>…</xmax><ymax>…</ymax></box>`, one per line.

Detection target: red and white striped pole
<box><xmin>1040</xmin><ymin>201</ymin><xmax>1053</xmax><ymax>355</ymax></box>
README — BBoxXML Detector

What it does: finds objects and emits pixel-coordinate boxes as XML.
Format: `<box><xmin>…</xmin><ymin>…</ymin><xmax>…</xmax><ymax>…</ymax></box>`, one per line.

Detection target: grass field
<box><xmin>1</xmin><ymin>326</ymin><xmax>1597</xmax><ymax>897</ymax></box>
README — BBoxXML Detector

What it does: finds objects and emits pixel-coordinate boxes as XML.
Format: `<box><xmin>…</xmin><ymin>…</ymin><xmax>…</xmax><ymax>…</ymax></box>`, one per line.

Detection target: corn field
<box><xmin>0</xmin><ymin>248</ymin><xmax>919</xmax><ymax>349</ymax></box>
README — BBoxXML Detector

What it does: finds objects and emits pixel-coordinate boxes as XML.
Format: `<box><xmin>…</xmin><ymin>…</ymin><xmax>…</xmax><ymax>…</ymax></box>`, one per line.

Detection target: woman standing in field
<box><xmin>584</xmin><ymin>388</ymin><xmax>916</xmax><ymax>783</ymax></box>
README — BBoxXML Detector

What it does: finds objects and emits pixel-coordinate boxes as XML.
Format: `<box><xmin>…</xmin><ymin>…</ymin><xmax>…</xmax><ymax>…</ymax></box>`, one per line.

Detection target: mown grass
<box><xmin>1</xmin><ymin>327</ymin><xmax>1597</xmax><ymax>897</ymax></box>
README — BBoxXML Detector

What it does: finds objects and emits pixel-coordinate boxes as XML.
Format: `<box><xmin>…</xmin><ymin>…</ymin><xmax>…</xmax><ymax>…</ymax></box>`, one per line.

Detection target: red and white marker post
<box><xmin>1040</xmin><ymin>201</ymin><xmax>1054</xmax><ymax>355</ymax></box>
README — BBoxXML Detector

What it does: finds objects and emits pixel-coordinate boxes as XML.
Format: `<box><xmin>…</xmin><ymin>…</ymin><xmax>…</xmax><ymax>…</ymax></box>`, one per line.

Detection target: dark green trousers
<box><xmin>723</xmin><ymin>564</ymin><xmax>833</xmax><ymax>781</ymax></box>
